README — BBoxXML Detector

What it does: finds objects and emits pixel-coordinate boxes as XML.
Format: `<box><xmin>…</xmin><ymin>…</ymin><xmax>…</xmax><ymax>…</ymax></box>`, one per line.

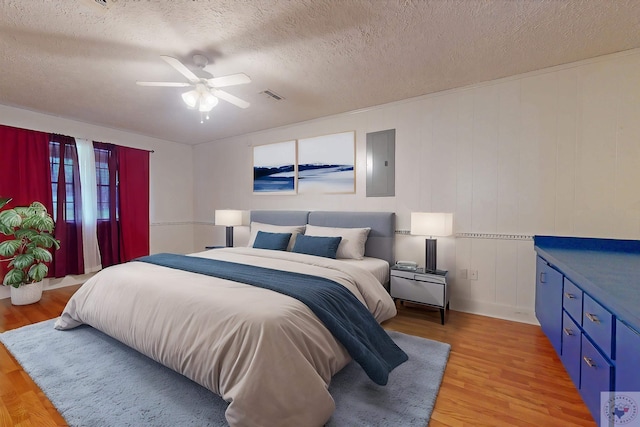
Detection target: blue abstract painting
<box><xmin>253</xmin><ymin>140</ymin><xmax>296</xmax><ymax>194</ymax></box>
<box><xmin>298</xmin><ymin>131</ymin><xmax>355</xmax><ymax>194</ymax></box>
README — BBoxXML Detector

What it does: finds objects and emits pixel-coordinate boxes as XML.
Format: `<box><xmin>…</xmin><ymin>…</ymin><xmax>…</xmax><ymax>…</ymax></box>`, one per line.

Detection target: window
<box><xmin>50</xmin><ymin>140</ymin><xmax>119</xmax><ymax>223</ymax></box>
<box><xmin>49</xmin><ymin>140</ymin><xmax>77</xmax><ymax>222</ymax></box>
<box><xmin>94</xmin><ymin>146</ymin><xmax>118</xmax><ymax>221</ymax></box>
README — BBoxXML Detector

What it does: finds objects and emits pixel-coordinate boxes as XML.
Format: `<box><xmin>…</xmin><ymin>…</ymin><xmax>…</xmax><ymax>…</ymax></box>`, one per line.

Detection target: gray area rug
<box><xmin>1</xmin><ymin>319</ymin><xmax>450</xmax><ymax>426</ymax></box>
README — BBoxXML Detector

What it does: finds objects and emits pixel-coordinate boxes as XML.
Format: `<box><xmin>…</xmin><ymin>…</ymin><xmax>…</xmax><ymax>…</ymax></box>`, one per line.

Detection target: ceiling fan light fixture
<box><xmin>199</xmin><ymin>101</ymin><xmax>215</xmax><ymax>112</ymax></box>
<box><xmin>181</xmin><ymin>90</ymin><xmax>199</xmax><ymax>108</ymax></box>
<box><xmin>140</xmin><ymin>55</ymin><xmax>250</xmax><ymax>121</ymax></box>
<box><xmin>199</xmin><ymin>92</ymin><xmax>218</xmax><ymax>111</ymax></box>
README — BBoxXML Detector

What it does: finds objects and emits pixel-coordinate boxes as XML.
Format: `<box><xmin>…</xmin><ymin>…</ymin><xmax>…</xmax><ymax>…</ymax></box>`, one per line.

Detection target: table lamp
<box><xmin>410</xmin><ymin>212</ymin><xmax>453</xmax><ymax>272</ymax></box>
<box><xmin>214</xmin><ymin>210</ymin><xmax>243</xmax><ymax>247</ymax></box>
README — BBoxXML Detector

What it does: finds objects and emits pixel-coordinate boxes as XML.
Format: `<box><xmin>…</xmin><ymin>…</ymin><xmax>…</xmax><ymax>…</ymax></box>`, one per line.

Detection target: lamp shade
<box><xmin>214</xmin><ymin>210</ymin><xmax>243</xmax><ymax>226</ymax></box>
<box><xmin>410</xmin><ymin>212</ymin><xmax>453</xmax><ymax>237</ymax></box>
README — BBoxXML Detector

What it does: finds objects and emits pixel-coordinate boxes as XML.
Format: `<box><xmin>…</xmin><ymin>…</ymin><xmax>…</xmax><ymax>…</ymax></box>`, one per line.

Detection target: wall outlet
<box><xmin>470</xmin><ymin>270</ymin><xmax>478</xmax><ymax>280</ymax></box>
<box><xmin>460</xmin><ymin>269</ymin><xmax>468</xmax><ymax>279</ymax></box>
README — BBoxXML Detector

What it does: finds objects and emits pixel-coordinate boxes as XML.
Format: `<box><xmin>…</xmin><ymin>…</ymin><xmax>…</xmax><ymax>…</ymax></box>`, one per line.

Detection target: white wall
<box><xmin>0</xmin><ymin>105</ymin><xmax>194</xmax><ymax>299</ymax></box>
<box><xmin>193</xmin><ymin>49</ymin><xmax>640</xmax><ymax>324</ymax></box>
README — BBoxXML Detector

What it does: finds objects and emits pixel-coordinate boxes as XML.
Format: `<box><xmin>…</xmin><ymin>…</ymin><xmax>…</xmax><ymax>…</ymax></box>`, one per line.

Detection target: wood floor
<box><xmin>0</xmin><ymin>286</ymin><xmax>596</xmax><ymax>427</ymax></box>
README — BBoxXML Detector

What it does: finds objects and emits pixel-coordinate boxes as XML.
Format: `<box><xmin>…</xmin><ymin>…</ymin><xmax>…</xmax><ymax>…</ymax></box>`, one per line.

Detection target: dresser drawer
<box><xmin>582</xmin><ymin>294</ymin><xmax>613</xmax><ymax>358</ymax></box>
<box><xmin>560</xmin><ymin>311</ymin><xmax>581</xmax><ymax>388</ymax></box>
<box><xmin>581</xmin><ymin>335</ymin><xmax>613</xmax><ymax>422</ymax></box>
<box><xmin>562</xmin><ymin>278</ymin><xmax>583</xmax><ymax>323</ymax></box>
<box><xmin>390</xmin><ymin>275</ymin><xmax>445</xmax><ymax>307</ymax></box>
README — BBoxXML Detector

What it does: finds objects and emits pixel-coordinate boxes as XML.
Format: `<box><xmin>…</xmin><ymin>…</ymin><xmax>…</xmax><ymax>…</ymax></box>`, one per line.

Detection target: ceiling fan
<box><xmin>137</xmin><ymin>55</ymin><xmax>251</xmax><ymax>120</ymax></box>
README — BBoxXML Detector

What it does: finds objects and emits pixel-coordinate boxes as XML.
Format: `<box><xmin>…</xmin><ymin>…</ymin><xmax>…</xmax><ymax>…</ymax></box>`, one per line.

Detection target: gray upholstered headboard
<box><xmin>250</xmin><ymin>210</ymin><xmax>310</xmax><ymax>226</ymax></box>
<box><xmin>249</xmin><ymin>210</ymin><xmax>395</xmax><ymax>266</ymax></box>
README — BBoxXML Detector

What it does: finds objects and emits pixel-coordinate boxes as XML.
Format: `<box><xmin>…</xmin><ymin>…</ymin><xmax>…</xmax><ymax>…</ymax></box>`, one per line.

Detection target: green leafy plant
<box><xmin>0</xmin><ymin>197</ymin><xmax>60</xmax><ymax>288</ymax></box>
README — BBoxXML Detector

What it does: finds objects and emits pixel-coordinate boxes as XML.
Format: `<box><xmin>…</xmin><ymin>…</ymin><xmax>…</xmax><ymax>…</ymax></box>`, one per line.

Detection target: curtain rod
<box><xmin>1</xmin><ymin>125</ymin><xmax>157</xmax><ymax>153</ymax></box>
<box><xmin>49</xmin><ymin>131</ymin><xmax>155</xmax><ymax>153</ymax></box>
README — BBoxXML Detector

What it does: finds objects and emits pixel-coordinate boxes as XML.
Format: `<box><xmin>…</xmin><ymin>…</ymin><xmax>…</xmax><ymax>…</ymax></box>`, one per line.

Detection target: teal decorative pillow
<box><xmin>252</xmin><ymin>231</ymin><xmax>292</xmax><ymax>251</ymax></box>
<box><xmin>292</xmin><ymin>234</ymin><xmax>342</xmax><ymax>259</ymax></box>
<box><xmin>247</xmin><ymin>222</ymin><xmax>306</xmax><ymax>251</ymax></box>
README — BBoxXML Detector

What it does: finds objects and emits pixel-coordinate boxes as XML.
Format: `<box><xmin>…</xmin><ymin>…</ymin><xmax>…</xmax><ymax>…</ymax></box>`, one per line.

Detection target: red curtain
<box><xmin>0</xmin><ymin>124</ymin><xmax>53</xmax><ymax>280</ymax></box>
<box><xmin>0</xmin><ymin>124</ymin><xmax>151</xmax><ymax>275</ymax></box>
<box><xmin>0</xmin><ymin>125</ymin><xmax>53</xmax><ymax>209</ymax></box>
<box><xmin>94</xmin><ymin>142</ymin><xmax>120</xmax><ymax>268</ymax></box>
<box><xmin>49</xmin><ymin>135</ymin><xmax>84</xmax><ymax>277</ymax></box>
<box><xmin>117</xmin><ymin>146</ymin><xmax>150</xmax><ymax>262</ymax></box>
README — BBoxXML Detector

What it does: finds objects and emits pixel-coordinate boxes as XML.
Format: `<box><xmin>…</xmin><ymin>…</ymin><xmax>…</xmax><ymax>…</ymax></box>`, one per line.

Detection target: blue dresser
<box><xmin>534</xmin><ymin>236</ymin><xmax>640</xmax><ymax>424</ymax></box>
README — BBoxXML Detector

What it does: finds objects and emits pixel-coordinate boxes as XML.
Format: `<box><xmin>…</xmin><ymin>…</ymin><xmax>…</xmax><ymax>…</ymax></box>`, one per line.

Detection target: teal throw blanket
<box><xmin>135</xmin><ymin>253</ymin><xmax>408</xmax><ymax>385</ymax></box>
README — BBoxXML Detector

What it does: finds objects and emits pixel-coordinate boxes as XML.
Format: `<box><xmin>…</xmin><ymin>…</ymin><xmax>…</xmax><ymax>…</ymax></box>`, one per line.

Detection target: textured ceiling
<box><xmin>1</xmin><ymin>0</ymin><xmax>639</xmax><ymax>145</ymax></box>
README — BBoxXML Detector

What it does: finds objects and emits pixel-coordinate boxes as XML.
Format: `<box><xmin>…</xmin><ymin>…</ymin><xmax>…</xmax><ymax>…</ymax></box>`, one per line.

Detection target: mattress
<box><xmin>339</xmin><ymin>256</ymin><xmax>390</xmax><ymax>285</ymax></box>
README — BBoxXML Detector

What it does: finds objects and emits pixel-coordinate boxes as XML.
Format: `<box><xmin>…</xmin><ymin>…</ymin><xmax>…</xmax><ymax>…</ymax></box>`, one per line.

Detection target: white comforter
<box><xmin>55</xmin><ymin>247</ymin><xmax>397</xmax><ymax>427</ymax></box>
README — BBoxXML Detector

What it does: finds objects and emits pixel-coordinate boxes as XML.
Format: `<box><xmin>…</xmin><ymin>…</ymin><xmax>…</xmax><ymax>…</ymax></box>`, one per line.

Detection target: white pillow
<box><xmin>304</xmin><ymin>224</ymin><xmax>371</xmax><ymax>259</ymax></box>
<box><xmin>248</xmin><ymin>222</ymin><xmax>306</xmax><ymax>251</ymax></box>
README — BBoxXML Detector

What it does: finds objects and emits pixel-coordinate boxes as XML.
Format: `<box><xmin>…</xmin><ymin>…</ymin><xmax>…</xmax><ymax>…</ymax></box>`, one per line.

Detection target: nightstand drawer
<box><xmin>390</xmin><ymin>275</ymin><xmax>445</xmax><ymax>307</ymax></box>
<box><xmin>390</xmin><ymin>268</ymin><xmax>446</xmax><ymax>284</ymax></box>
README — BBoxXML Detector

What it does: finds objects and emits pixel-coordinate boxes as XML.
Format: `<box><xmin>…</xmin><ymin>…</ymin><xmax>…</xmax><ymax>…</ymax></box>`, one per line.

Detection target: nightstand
<box><xmin>390</xmin><ymin>267</ymin><xmax>449</xmax><ymax>324</ymax></box>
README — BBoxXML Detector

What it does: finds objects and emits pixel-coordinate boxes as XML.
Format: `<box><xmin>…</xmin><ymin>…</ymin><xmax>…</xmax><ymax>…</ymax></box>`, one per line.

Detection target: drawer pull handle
<box><xmin>564</xmin><ymin>292</ymin><xmax>576</xmax><ymax>299</ymax></box>
<box><xmin>583</xmin><ymin>356</ymin><xmax>596</xmax><ymax>368</ymax></box>
<box><xmin>563</xmin><ymin>328</ymin><xmax>574</xmax><ymax>336</ymax></box>
<box><xmin>585</xmin><ymin>312</ymin><xmax>600</xmax><ymax>323</ymax></box>
<box><xmin>539</xmin><ymin>272</ymin><xmax>546</xmax><ymax>284</ymax></box>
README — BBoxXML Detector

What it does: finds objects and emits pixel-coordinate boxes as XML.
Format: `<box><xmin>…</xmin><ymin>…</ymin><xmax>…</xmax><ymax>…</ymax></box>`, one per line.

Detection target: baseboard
<box><xmin>450</xmin><ymin>298</ymin><xmax>539</xmax><ymax>325</ymax></box>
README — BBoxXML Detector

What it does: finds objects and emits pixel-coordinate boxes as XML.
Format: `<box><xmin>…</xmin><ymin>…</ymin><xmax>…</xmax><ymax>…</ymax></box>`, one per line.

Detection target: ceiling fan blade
<box><xmin>206</xmin><ymin>73</ymin><xmax>251</xmax><ymax>88</ymax></box>
<box><xmin>136</xmin><ymin>81</ymin><xmax>192</xmax><ymax>87</ymax></box>
<box><xmin>160</xmin><ymin>55</ymin><xmax>200</xmax><ymax>84</ymax></box>
<box><xmin>213</xmin><ymin>89</ymin><xmax>250</xmax><ymax>109</ymax></box>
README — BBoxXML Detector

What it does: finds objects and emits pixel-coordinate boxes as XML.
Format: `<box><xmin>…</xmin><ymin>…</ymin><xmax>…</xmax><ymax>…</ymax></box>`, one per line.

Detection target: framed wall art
<box><xmin>252</xmin><ymin>140</ymin><xmax>297</xmax><ymax>194</ymax></box>
<box><xmin>297</xmin><ymin>131</ymin><xmax>355</xmax><ymax>194</ymax></box>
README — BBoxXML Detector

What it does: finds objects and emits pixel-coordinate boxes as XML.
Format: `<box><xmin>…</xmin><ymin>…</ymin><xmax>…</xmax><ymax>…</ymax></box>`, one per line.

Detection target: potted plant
<box><xmin>0</xmin><ymin>197</ymin><xmax>60</xmax><ymax>305</ymax></box>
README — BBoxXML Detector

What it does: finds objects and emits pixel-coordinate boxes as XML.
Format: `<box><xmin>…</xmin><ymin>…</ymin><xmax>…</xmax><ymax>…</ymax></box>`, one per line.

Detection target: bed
<box><xmin>55</xmin><ymin>210</ymin><xmax>402</xmax><ymax>427</ymax></box>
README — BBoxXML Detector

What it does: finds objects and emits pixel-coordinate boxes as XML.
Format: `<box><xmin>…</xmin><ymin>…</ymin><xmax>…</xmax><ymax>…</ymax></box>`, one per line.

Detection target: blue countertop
<box><xmin>534</xmin><ymin>236</ymin><xmax>640</xmax><ymax>333</ymax></box>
